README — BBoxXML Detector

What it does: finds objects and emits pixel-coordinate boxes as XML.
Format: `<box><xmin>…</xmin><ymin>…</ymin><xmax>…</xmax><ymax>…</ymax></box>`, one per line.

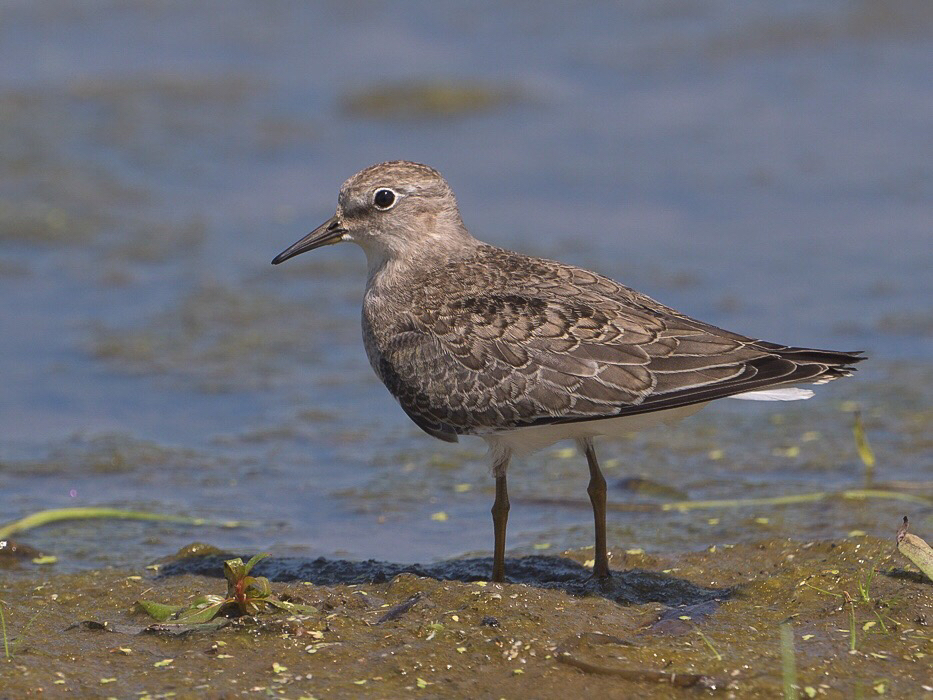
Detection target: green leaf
<box><xmin>245</xmin><ymin>576</ymin><xmax>272</xmax><ymax>598</ymax></box>
<box><xmin>175</xmin><ymin>600</ymin><xmax>228</xmax><ymax>624</ymax></box>
<box><xmin>223</xmin><ymin>557</ymin><xmax>246</xmax><ymax>586</ymax></box>
<box><xmin>243</xmin><ymin>552</ymin><xmax>270</xmax><ymax>576</ymax></box>
<box><xmin>240</xmin><ymin>598</ymin><xmax>267</xmax><ymax>615</ymax></box>
<box><xmin>188</xmin><ymin>594</ymin><xmax>226</xmax><ymax>609</ymax></box>
<box><xmin>135</xmin><ymin>600</ymin><xmax>187</xmax><ymax>622</ymax></box>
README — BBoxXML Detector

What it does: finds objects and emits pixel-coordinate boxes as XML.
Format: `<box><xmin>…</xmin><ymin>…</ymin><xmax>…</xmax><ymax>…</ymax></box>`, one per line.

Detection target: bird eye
<box><xmin>372</xmin><ymin>188</ymin><xmax>397</xmax><ymax>210</ymax></box>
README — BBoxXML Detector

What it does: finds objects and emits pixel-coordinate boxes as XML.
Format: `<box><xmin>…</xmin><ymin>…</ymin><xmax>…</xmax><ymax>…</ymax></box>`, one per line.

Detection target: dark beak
<box><xmin>271</xmin><ymin>215</ymin><xmax>346</xmax><ymax>264</ymax></box>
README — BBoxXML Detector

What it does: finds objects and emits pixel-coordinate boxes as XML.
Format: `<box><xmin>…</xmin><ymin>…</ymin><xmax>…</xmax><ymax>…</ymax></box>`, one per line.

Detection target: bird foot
<box><xmin>585</xmin><ymin>569</ymin><xmax>613</xmax><ymax>584</ymax></box>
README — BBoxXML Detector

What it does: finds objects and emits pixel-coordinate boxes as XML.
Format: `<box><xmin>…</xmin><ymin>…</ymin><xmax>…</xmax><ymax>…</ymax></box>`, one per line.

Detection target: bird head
<box><xmin>272</xmin><ymin>161</ymin><xmax>472</xmax><ymax>272</ymax></box>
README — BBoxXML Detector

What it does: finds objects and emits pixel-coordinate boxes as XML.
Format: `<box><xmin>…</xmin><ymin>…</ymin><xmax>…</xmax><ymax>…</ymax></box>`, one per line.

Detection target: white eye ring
<box><xmin>372</xmin><ymin>187</ymin><xmax>399</xmax><ymax>210</ymax></box>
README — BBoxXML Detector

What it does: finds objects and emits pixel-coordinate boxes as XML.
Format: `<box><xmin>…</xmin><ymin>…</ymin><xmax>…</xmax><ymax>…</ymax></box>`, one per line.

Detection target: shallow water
<box><xmin>0</xmin><ymin>1</ymin><xmax>930</xmax><ymax>570</ymax></box>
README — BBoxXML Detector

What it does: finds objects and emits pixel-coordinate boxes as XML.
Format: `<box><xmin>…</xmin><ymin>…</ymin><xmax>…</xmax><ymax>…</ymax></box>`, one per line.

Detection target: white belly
<box><xmin>480</xmin><ymin>402</ymin><xmax>709</xmax><ymax>457</ymax></box>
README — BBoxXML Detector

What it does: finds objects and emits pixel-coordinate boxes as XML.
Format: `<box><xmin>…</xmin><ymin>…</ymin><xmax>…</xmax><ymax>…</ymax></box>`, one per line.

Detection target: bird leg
<box><xmin>490</xmin><ymin>452</ymin><xmax>511</xmax><ymax>582</ymax></box>
<box><xmin>580</xmin><ymin>439</ymin><xmax>611</xmax><ymax>578</ymax></box>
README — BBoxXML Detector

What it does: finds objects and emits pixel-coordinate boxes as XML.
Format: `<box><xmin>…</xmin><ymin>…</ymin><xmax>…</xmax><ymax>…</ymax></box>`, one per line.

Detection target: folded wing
<box><xmin>372</xmin><ymin>248</ymin><xmax>864</xmax><ymax>440</ymax></box>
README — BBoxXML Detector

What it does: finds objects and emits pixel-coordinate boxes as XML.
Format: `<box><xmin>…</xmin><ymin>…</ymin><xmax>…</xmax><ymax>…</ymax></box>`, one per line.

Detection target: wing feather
<box><xmin>365</xmin><ymin>245</ymin><xmax>864</xmax><ymax>437</ymax></box>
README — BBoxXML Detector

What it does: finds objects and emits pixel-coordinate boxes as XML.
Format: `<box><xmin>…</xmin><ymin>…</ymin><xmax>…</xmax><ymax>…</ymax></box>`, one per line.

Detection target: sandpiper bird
<box><xmin>272</xmin><ymin>161</ymin><xmax>863</xmax><ymax>582</ymax></box>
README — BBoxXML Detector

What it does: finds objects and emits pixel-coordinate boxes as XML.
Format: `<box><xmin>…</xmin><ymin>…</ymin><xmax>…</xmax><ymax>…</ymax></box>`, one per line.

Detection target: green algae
<box><xmin>88</xmin><ymin>283</ymin><xmax>336</xmax><ymax>391</ymax></box>
<box><xmin>107</xmin><ymin>217</ymin><xmax>207</xmax><ymax>265</ymax></box>
<box><xmin>342</xmin><ymin>80</ymin><xmax>522</xmax><ymax>120</ymax></box>
<box><xmin>0</xmin><ymin>201</ymin><xmax>100</xmax><ymax>246</ymax></box>
<box><xmin>0</xmin><ymin>508</ymin><xmax>241</xmax><ymax>542</ymax></box>
<box><xmin>0</xmin><ymin>433</ymin><xmax>216</xmax><ymax>478</ymax></box>
<box><xmin>705</xmin><ymin>0</ymin><xmax>933</xmax><ymax>60</ymax></box>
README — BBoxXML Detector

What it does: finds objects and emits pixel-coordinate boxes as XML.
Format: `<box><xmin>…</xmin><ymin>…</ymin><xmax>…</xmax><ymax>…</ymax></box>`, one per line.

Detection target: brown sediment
<box><xmin>1</xmin><ymin>536</ymin><xmax>930</xmax><ymax>698</ymax></box>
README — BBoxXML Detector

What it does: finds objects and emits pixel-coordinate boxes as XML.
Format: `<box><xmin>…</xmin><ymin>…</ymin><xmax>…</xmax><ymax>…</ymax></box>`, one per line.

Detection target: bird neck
<box><xmin>363</xmin><ymin>224</ymin><xmax>480</xmax><ymax>294</ymax></box>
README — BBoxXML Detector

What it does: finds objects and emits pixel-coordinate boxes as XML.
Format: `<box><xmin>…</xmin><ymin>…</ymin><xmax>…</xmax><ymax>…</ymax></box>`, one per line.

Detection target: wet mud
<box><xmin>2</xmin><ymin>538</ymin><xmax>931</xmax><ymax>698</ymax></box>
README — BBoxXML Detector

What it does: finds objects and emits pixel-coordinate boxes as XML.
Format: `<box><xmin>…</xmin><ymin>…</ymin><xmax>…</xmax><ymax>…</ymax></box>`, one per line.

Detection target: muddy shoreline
<box><xmin>2</xmin><ymin>537</ymin><xmax>930</xmax><ymax>698</ymax></box>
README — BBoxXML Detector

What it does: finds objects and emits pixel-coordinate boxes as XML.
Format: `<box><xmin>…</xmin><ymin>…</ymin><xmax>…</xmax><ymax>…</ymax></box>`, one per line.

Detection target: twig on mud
<box><xmin>376</xmin><ymin>593</ymin><xmax>423</xmax><ymax>624</ymax></box>
<box><xmin>555</xmin><ymin>632</ymin><xmax>725</xmax><ymax>690</ymax></box>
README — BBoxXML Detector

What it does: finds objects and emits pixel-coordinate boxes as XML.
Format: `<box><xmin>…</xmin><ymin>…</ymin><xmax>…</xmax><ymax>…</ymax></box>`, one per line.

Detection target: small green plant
<box><xmin>0</xmin><ymin>600</ymin><xmax>10</xmax><ymax>660</ymax></box>
<box><xmin>870</xmin><ymin>608</ymin><xmax>889</xmax><ymax>635</ymax></box>
<box><xmin>137</xmin><ymin>553</ymin><xmax>316</xmax><ymax>625</ymax></box>
<box><xmin>780</xmin><ymin>623</ymin><xmax>797</xmax><ymax>700</ymax></box>
<box><xmin>802</xmin><ymin>560</ymin><xmax>901</xmax><ymax>655</ymax></box>
<box><xmin>223</xmin><ymin>553</ymin><xmax>274</xmax><ymax>615</ymax></box>
<box><xmin>0</xmin><ymin>596</ymin><xmax>54</xmax><ymax>659</ymax></box>
<box><xmin>844</xmin><ymin>592</ymin><xmax>857</xmax><ymax>652</ymax></box>
<box><xmin>856</xmin><ymin>567</ymin><xmax>875</xmax><ymax>603</ymax></box>
<box><xmin>688</xmin><ymin>622</ymin><xmax>722</xmax><ymax>661</ymax></box>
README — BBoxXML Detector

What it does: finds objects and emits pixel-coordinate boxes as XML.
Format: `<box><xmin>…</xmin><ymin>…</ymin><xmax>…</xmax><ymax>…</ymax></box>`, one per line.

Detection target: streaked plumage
<box><xmin>363</xmin><ymin>242</ymin><xmax>860</xmax><ymax>447</ymax></box>
<box><xmin>273</xmin><ymin>160</ymin><xmax>864</xmax><ymax>582</ymax></box>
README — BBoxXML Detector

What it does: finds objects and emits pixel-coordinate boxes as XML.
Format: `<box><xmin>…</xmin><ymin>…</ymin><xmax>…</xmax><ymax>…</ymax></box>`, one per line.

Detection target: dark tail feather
<box><xmin>757</xmin><ymin>343</ymin><xmax>866</xmax><ymax>367</ymax></box>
